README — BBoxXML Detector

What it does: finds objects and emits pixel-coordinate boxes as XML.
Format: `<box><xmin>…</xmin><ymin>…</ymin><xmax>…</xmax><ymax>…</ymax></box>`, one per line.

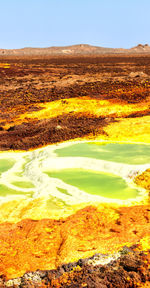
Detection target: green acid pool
<box><xmin>0</xmin><ymin>159</ymin><xmax>16</xmax><ymax>175</ymax></box>
<box><xmin>45</xmin><ymin>169</ymin><xmax>138</xmax><ymax>200</ymax></box>
<box><xmin>55</xmin><ymin>142</ymin><xmax>150</xmax><ymax>165</ymax></box>
<box><xmin>0</xmin><ymin>141</ymin><xmax>149</xmax><ymax>205</ymax></box>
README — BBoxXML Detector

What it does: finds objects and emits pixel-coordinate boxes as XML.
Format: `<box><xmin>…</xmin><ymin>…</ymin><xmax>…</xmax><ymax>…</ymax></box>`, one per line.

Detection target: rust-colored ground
<box><xmin>0</xmin><ymin>56</ymin><xmax>150</xmax><ymax>149</ymax></box>
<box><xmin>0</xmin><ymin>205</ymin><xmax>150</xmax><ymax>280</ymax></box>
<box><xmin>0</xmin><ymin>55</ymin><xmax>150</xmax><ymax>287</ymax></box>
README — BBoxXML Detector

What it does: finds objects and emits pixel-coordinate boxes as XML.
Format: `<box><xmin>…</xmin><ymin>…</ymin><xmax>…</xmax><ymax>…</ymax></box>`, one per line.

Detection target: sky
<box><xmin>0</xmin><ymin>0</ymin><xmax>150</xmax><ymax>49</ymax></box>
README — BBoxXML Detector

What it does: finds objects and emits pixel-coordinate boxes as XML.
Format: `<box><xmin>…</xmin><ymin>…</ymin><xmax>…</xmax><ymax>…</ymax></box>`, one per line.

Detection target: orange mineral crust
<box><xmin>0</xmin><ymin>205</ymin><xmax>150</xmax><ymax>280</ymax></box>
<box><xmin>135</xmin><ymin>169</ymin><xmax>150</xmax><ymax>191</ymax></box>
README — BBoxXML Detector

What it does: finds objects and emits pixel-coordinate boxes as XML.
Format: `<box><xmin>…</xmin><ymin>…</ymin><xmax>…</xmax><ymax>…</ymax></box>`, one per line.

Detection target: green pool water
<box><xmin>0</xmin><ymin>141</ymin><xmax>149</xmax><ymax>203</ymax></box>
<box><xmin>0</xmin><ymin>159</ymin><xmax>15</xmax><ymax>175</ymax></box>
<box><xmin>55</xmin><ymin>142</ymin><xmax>150</xmax><ymax>165</ymax></box>
<box><xmin>45</xmin><ymin>169</ymin><xmax>138</xmax><ymax>200</ymax></box>
<box><xmin>57</xmin><ymin>187</ymin><xmax>72</xmax><ymax>196</ymax></box>
<box><xmin>0</xmin><ymin>184</ymin><xmax>33</xmax><ymax>197</ymax></box>
<box><xmin>11</xmin><ymin>181</ymin><xmax>35</xmax><ymax>189</ymax></box>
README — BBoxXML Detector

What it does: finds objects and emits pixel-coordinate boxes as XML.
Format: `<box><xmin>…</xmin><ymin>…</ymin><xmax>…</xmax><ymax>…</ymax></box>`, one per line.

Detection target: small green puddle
<box><xmin>0</xmin><ymin>159</ymin><xmax>15</xmax><ymax>175</ymax></box>
<box><xmin>11</xmin><ymin>181</ymin><xmax>35</xmax><ymax>189</ymax></box>
<box><xmin>46</xmin><ymin>196</ymin><xmax>69</xmax><ymax>210</ymax></box>
<box><xmin>46</xmin><ymin>169</ymin><xmax>138</xmax><ymax>200</ymax></box>
<box><xmin>57</xmin><ymin>187</ymin><xmax>71</xmax><ymax>196</ymax></box>
<box><xmin>0</xmin><ymin>184</ymin><xmax>33</xmax><ymax>197</ymax></box>
<box><xmin>55</xmin><ymin>142</ymin><xmax>150</xmax><ymax>165</ymax></box>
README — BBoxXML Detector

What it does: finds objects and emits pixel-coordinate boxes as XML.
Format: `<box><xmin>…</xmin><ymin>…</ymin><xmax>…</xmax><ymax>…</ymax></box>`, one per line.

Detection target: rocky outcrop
<box><xmin>135</xmin><ymin>169</ymin><xmax>150</xmax><ymax>191</ymax></box>
<box><xmin>1</xmin><ymin>248</ymin><xmax>150</xmax><ymax>287</ymax></box>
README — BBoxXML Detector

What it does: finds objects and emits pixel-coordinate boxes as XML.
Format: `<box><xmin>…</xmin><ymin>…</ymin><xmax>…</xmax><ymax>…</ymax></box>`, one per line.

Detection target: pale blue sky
<box><xmin>0</xmin><ymin>0</ymin><xmax>150</xmax><ymax>49</ymax></box>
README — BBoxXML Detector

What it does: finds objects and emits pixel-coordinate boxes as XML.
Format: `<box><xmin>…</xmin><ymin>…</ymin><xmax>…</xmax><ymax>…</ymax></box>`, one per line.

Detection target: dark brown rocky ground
<box><xmin>0</xmin><ymin>55</ymin><xmax>150</xmax><ymax>150</ymax></box>
<box><xmin>1</xmin><ymin>248</ymin><xmax>150</xmax><ymax>287</ymax></box>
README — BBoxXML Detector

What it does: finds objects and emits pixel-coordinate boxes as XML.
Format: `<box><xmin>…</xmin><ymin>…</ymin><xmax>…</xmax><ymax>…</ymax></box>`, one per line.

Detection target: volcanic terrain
<box><xmin>0</xmin><ymin>50</ymin><xmax>150</xmax><ymax>287</ymax></box>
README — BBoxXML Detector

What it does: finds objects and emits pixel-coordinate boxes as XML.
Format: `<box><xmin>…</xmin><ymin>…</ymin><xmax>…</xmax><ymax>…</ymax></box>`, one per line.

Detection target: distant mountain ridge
<box><xmin>0</xmin><ymin>43</ymin><xmax>150</xmax><ymax>56</ymax></box>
